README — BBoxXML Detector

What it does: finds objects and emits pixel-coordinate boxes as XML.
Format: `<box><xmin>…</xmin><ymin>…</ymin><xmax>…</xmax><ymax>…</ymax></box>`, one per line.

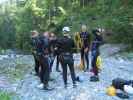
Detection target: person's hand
<box><xmin>54</xmin><ymin>47</ymin><xmax>58</xmax><ymax>50</ymax></box>
<box><xmin>84</xmin><ymin>48</ymin><xmax>88</xmax><ymax>53</ymax></box>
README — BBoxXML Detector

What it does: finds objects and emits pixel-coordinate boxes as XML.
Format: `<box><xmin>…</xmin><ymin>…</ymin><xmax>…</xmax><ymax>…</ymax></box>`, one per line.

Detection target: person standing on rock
<box><xmin>79</xmin><ymin>25</ymin><xmax>91</xmax><ymax>71</ymax></box>
<box><xmin>55</xmin><ymin>26</ymin><xmax>79</xmax><ymax>88</ymax></box>
<box><xmin>30</xmin><ymin>30</ymin><xmax>41</xmax><ymax>76</ymax></box>
<box><xmin>36</xmin><ymin>32</ymin><xmax>52</xmax><ymax>90</ymax></box>
<box><xmin>49</xmin><ymin>33</ymin><xmax>61</xmax><ymax>72</ymax></box>
<box><xmin>90</xmin><ymin>29</ymin><xmax>103</xmax><ymax>82</ymax></box>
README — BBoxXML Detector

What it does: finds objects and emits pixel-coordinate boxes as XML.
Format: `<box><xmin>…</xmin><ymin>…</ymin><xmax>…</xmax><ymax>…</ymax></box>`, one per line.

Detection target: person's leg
<box><xmin>90</xmin><ymin>49</ymin><xmax>101</xmax><ymax>81</ymax></box>
<box><xmin>68</xmin><ymin>57</ymin><xmax>76</xmax><ymax>85</ymax></box>
<box><xmin>85</xmin><ymin>51</ymin><xmax>89</xmax><ymax>70</ymax></box>
<box><xmin>43</xmin><ymin>56</ymin><xmax>50</xmax><ymax>87</ymax></box>
<box><xmin>56</xmin><ymin>55</ymin><xmax>60</xmax><ymax>72</ymax></box>
<box><xmin>33</xmin><ymin>54</ymin><xmax>40</xmax><ymax>75</ymax></box>
<box><xmin>91</xmin><ymin>50</ymin><xmax>97</xmax><ymax>75</ymax></box>
<box><xmin>35</xmin><ymin>59</ymin><xmax>40</xmax><ymax>74</ymax></box>
<box><xmin>49</xmin><ymin>54</ymin><xmax>55</xmax><ymax>72</ymax></box>
<box><xmin>60</xmin><ymin>59</ymin><xmax>67</xmax><ymax>87</ymax></box>
<box><xmin>80</xmin><ymin>48</ymin><xmax>85</xmax><ymax>70</ymax></box>
<box><xmin>39</xmin><ymin>55</ymin><xmax>50</xmax><ymax>85</ymax></box>
<box><xmin>39</xmin><ymin>56</ymin><xmax>45</xmax><ymax>83</ymax></box>
<box><xmin>94</xmin><ymin>50</ymin><xmax>100</xmax><ymax>76</ymax></box>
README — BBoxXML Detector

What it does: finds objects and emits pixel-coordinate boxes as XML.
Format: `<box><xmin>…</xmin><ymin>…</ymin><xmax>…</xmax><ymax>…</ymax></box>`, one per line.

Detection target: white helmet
<box><xmin>62</xmin><ymin>26</ymin><xmax>70</xmax><ymax>32</ymax></box>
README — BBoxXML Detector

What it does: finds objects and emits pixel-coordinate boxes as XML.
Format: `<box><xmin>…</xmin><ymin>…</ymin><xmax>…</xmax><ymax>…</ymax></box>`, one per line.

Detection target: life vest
<box><xmin>74</xmin><ymin>32</ymin><xmax>82</xmax><ymax>49</ymax></box>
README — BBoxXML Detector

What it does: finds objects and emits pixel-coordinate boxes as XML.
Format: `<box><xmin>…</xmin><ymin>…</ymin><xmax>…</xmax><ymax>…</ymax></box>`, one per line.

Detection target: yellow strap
<box><xmin>74</xmin><ymin>32</ymin><xmax>82</xmax><ymax>49</ymax></box>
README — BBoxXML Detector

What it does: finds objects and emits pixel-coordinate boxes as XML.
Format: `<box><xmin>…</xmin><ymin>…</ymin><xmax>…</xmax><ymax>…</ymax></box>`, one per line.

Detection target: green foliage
<box><xmin>0</xmin><ymin>8</ymin><xmax>16</xmax><ymax>49</ymax></box>
<box><xmin>102</xmin><ymin>0</ymin><xmax>133</xmax><ymax>48</ymax></box>
<box><xmin>0</xmin><ymin>0</ymin><xmax>133</xmax><ymax>50</ymax></box>
<box><xmin>0</xmin><ymin>91</ymin><xmax>11</xmax><ymax>100</ymax></box>
<box><xmin>0</xmin><ymin>91</ymin><xmax>19</xmax><ymax>100</ymax></box>
<box><xmin>111</xmin><ymin>23</ymin><xmax>133</xmax><ymax>48</ymax></box>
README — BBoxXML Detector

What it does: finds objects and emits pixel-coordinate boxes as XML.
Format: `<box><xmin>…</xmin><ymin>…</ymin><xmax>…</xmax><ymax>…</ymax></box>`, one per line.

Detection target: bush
<box><xmin>0</xmin><ymin>91</ymin><xmax>11</xmax><ymax>100</ymax></box>
<box><xmin>110</xmin><ymin>23</ymin><xmax>133</xmax><ymax>49</ymax></box>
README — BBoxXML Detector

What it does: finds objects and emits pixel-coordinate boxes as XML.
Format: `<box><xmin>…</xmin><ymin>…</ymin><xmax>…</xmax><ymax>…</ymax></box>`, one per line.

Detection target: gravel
<box><xmin>0</xmin><ymin>44</ymin><xmax>133</xmax><ymax>100</ymax></box>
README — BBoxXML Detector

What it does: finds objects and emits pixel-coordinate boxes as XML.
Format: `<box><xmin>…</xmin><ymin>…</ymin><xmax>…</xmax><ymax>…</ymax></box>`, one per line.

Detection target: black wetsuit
<box><xmin>56</xmin><ymin>36</ymin><xmax>77</xmax><ymax>86</ymax></box>
<box><xmin>112</xmin><ymin>78</ymin><xmax>133</xmax><ymax>91</ymax></box>
<box><xmin>91</xmin><ymin>30</ymin><xmax>103</xmax><ymax>76</ymax></box>
<box><xmin>31</xmin><ymin>36</ymin><xmax>41</xmax><ymax>76</ymax></box>
<box><xmin>80</xmin><ymin>31</ymin><xmax>91</xmax><ymax>70</ymax></box>
<box><xmin>49</xmin><ymin>38</ymin><xmax>60</xmax><ymax>72</ymax></box>
<box><xmin>36</xmin><ymin>36</ymin><xmax>50</xmax><ymax>87</ymax></box>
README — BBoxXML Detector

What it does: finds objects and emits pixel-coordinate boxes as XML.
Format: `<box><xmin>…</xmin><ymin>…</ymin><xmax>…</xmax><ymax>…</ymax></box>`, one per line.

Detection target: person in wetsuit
<box><xmin>36</xmin><ymin>32</ymin><xmax>52</xmax><ymax>90</ymax></box>
<box><xmin>30</xmin><ymin>30</ymin><xmax>40</xmax><ymax>76</ymax></box>
<box><xmin>90</xmin><ymin>29</ymin><xmax>103</xmax><ymax>81</ymax></box>
<box><xmin>80</xmin><ymin>25</ymin><xmax>91</xmax><ymax>71</ymax></box>
<box><xmin>55</xmin><ymin>26</ymin><xmax>77</xmax><ymax>88</ymax></box>
<box><xmin>49</xmin><ymin>33</ymin><xmax>60</xmax><ymax>72</ymax></box>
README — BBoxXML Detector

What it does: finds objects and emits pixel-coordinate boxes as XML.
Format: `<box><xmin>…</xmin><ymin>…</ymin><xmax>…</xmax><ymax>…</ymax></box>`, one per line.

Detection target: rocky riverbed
<box><xmin>0</xmin><ymin>44</ymin><xmax>133</xmax><ymax>100</ymax></box>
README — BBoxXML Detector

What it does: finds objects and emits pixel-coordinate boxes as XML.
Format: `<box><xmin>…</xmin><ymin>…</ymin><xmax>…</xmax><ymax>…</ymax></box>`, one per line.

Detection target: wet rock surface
<box><xmin>0</xmin><ymin>44</ymin><xmax>133</xmax><ymax>100</ymax></box>
<box><xmin>16</xmin><ymin>57</ymin><xmax>133</xmax><ymax>100</ymax></box>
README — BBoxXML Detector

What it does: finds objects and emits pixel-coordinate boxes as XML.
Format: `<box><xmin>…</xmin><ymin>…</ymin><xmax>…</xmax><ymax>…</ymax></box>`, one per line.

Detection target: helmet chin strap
<box><xmin>64</xmin><ymin>33</ymin><xmax>71</xmax><ymax>38</ymax></box>
<box><xmin>82</xmin><ymin>30</ymin><xmax>87</xmax><ymax>32</ymax></box>
<box><xmin>64</xmin><ymin>33</ymin><xmax>68</xmax><ymax>36</ymax></box>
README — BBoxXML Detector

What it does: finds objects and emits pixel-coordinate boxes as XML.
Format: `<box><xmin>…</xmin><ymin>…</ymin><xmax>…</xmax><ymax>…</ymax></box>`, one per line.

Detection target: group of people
<box><xmin>74</xmin><ymin>25</ymin><xmax>103</xmax><ymax>81</ymax></box>
<box><xmin>30</xmin><ymin>24</ymin><xmax>103</xmax><ymax>90</ymax></box>
<box><xmin>30</xmin><ymin>24</ymin><xmax>133</xmax><ymax>99</ymax></box>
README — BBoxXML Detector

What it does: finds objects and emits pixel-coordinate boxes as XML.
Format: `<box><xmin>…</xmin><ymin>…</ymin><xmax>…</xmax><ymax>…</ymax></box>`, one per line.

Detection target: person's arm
<box><xmin>54</xmin><ymin>38</ymin><xmax>63</xmax><ymax>55</ymax></box>
<box><xmin>97</xmin><ymin>35</ymin><xmax>104</xmax><ymax>46</ymax></box>
<box><xmin>40</xmin><ymin>37</ymin><xmax>49</xmax><ymax>54</ymax></box>
<box><xmin>84</xmin><ymin>33</ymin><xmax>91</xmax><ymax>52</ymax></box>
<box><xmin>30</xmin><ymin>38</ymin><xmax>37</xmax><ymax>54</ymax></box>
<box><xmin>100</xmin><ymin>35</ymin><xmax>104</xmax><ymax>45</ymax></box>
<box><xmin>88</xmin><ymin>33</ymin><xmax>91</xmax><ymax>47</ymax></box>
<box><xmin>71</xmin><ymin>38</ymin><xmax>77</xmax><ymax>53</ymax></box>
<box><xmin>50</xmin><ymin>39</ymin><xmax>59</xmax><ymax>56</ymax></box>
<box><xmin>88</xmin><ymin>33</ymin><xmax>93</xmax><ymax>50</ymax></box>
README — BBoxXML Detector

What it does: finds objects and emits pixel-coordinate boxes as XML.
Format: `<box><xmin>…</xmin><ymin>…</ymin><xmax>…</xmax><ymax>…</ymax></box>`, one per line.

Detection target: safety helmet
<box><xmin>106</xmin><ymin>86</ymin><xmax>117</xmax><ymax>96</ymax></box>
<box><xmin>31</xmin><ymin>30</ymin><xmax>39</xmax><ymax>37</ymax></box>
<box><xmin>81</xmin><ymin>24</ymin><xmax>87</xmax><ymax>32</ymax></box>
<box><xmin>62</xmin><ymin>26</ymin><xmax>70</xmax><ymax>32</ymax></box>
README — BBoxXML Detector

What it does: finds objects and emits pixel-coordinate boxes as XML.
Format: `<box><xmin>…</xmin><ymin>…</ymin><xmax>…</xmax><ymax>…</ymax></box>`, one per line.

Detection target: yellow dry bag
<box><xmin>96</xmin><ymin>56</ymin><xmax>102</xmax><ymax>70</ymax></box>
<box><xmin>106</xmin><ymin>86</ymin><xmax>116</xmax><ymax>96</ymax></box>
